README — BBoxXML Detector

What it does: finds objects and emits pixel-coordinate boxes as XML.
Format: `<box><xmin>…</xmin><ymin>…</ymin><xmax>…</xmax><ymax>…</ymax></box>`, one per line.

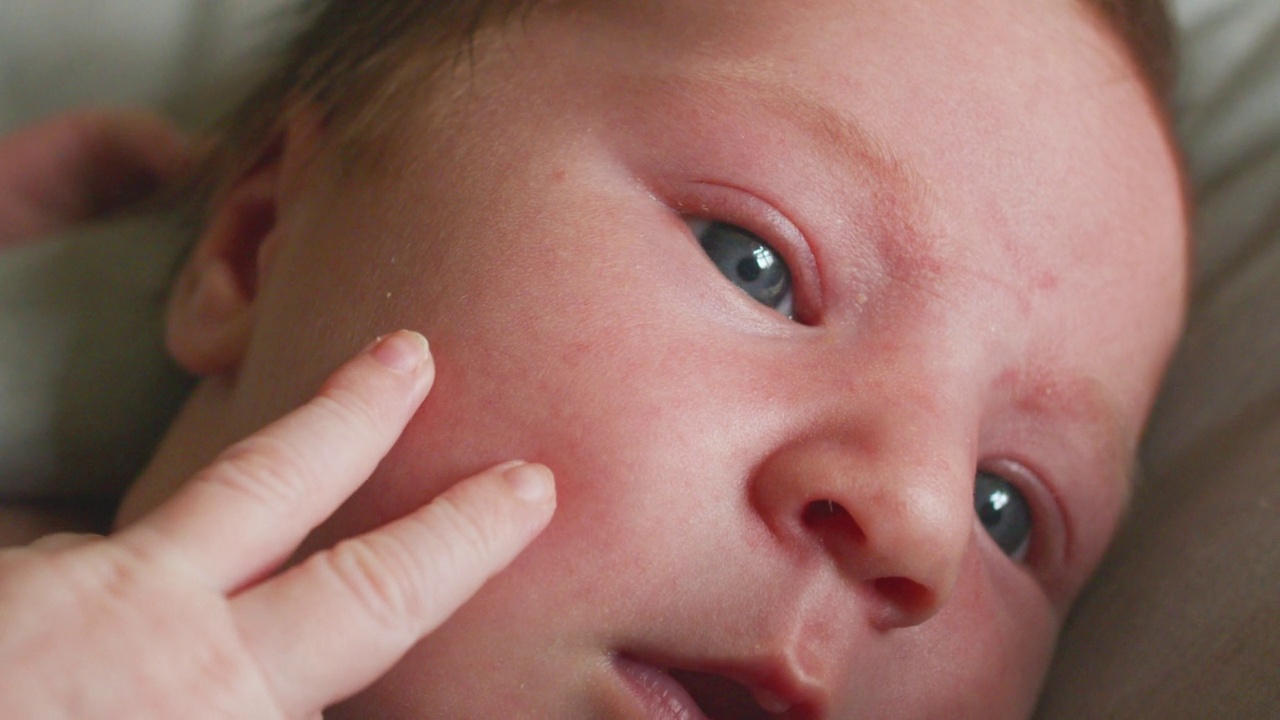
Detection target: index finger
<box><xmin>114</xmin><ymin>330</ymin><xmax>435</xmax><ymax>591</ymax></box>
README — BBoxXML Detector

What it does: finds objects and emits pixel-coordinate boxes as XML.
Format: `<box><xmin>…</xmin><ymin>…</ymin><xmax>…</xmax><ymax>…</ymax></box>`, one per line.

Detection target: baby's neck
<box><xmin>117</xmin><ymin>376</ymin><xmax>241</xmax><ymax>529</ymax></box>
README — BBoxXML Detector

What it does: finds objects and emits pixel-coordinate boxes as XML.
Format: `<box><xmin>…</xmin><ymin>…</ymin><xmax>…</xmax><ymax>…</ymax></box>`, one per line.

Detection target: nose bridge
<box><xmin>750</xmin><ymin>382</ymin><xmax>976</xmax><ymax>628</ymax></box>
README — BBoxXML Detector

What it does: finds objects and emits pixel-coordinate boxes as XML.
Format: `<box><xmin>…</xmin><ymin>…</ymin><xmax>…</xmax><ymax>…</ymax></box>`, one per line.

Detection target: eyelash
<box><xmin>669</xmin><ymin>182</ymin><xmax>823</xmax><ymax>325</ymax></box>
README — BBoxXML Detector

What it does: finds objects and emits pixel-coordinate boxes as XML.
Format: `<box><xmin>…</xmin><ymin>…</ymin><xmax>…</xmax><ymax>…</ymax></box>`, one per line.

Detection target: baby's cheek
<box><xmin>918</xmin><ymin>548</ymin><xmax>1059</xmax><ymax>717</ymax></box>
<box><xmin>302</xmin><ymin>335</ymin><xmax>661</xmax><ymax>544</ymax></box>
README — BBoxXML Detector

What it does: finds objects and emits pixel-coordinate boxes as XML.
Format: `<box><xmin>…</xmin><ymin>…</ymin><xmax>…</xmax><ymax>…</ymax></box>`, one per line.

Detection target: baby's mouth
<box><xmin>615</xmin><ymin>655</ymin><xmax>805</xmax><ymax>719</ymax></box>
<box><xmin>668</xmin><ymin>668</ymin><xmax>792</xmax><ymax>719</ymax></box>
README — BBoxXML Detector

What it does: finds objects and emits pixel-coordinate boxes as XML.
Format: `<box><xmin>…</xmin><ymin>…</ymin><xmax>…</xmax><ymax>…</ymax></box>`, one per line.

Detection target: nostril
<box><xmin>802</xmin><ymin>499</ymin><xmax>865</xmax><ymax>544</ymax></box>
<box><xmin>801</xmin><ymin>501</ymin><xmax>941</xmax><ymax>625</ymax></box>
<box><xmin>873</xmin><ymin>576</ymin><xmax>935</xmax><ymax>623</ymax></box>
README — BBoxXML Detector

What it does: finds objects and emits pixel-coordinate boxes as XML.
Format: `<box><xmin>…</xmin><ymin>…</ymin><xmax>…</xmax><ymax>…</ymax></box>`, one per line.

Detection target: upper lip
<box><xmin>627</xmin><ymin>651</ymin><xmax>826</xmax><ymax>719</ymax></box>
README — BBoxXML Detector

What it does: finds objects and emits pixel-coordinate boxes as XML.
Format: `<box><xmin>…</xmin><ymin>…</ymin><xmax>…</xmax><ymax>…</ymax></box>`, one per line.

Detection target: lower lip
<box><xmin>614</xmin><ymin>656</ymin><xmax>709</xmax><ymax>720</ymax></box>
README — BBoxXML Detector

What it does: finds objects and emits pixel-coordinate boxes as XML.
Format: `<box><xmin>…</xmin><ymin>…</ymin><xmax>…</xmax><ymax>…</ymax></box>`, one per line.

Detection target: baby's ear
<box><xmin>166</xmin><ymin>110</ymin><xmax>325</xmax><ymax>376</ymax></box>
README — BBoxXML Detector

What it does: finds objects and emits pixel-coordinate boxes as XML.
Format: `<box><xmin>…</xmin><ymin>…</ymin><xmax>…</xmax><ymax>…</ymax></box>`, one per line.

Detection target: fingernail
<box><xmin>370</xmin><ymin>330</ymin><xmax>430</xmax><ymax>375</ymax></box>
<box><xmin>501</xmin><ymin>463</ymin><xmax>555</xmax><ymax>503</ymax></box>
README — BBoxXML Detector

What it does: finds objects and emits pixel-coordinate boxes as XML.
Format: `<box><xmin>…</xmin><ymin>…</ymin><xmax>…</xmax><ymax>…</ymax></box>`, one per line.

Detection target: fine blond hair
<box><xmin>196</xmin><ymin>0</ymin><xmax>1176</xmax><ymax>206</ymax></box>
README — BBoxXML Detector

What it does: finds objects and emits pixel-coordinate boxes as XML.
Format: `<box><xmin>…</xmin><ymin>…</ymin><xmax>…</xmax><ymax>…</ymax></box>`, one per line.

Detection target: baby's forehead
<box><xmin>404</xmin><ymin>0</ymin><xmax>1181</xmax><ymax>311</ymax></box>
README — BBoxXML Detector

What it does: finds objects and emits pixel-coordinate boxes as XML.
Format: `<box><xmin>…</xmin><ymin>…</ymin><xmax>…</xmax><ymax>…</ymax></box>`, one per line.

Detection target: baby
<box><xmin>21</xmin><ymin>0</ymin><xmax>1190</xmax><ymax>717</ymax></box>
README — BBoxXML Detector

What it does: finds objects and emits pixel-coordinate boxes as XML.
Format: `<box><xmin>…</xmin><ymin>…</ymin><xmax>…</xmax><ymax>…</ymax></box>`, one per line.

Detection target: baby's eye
<box><xmin>689</xmin><ymin>220</ymin><xmax>794</xmax><ymax>318</ymax></box>
<box><xmin>974</xmin><ymin>471</ymin><xmax>1032</xmax><ymax>560</ymax></box>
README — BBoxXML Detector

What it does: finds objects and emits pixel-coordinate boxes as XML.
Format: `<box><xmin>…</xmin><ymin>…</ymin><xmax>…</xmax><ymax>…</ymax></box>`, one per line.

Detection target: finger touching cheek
<box><xmin>231</xmin><ymin>461</ymin><xmax>556</xmax><ymax>716</ymax></box>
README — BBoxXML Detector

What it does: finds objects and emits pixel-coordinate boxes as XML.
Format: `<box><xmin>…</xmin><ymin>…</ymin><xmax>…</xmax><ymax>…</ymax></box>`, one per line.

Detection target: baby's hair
<box><xmin>197</xmin><ymin>1</ymin><xmax>536</xmax><ymax>205</ymax></box>
<box><xmin>1092</xmin><ymin>0</ymin><xmax>1177</xmax><ymax>98</ymax></box>
<box><xmin>196</xmin><ymin>0</ymin><xmax>1175</xmax><ymax>209</ymax></box>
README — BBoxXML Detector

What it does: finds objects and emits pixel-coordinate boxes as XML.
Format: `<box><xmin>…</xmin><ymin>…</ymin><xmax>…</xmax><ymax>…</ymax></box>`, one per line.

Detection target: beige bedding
<box><xmin>1038</xmin><ymin>0</ymin><xmax>1280</xmax><ymax>715</ymax></box>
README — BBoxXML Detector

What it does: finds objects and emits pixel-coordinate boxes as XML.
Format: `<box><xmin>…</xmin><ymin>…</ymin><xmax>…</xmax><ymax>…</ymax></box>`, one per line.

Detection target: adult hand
<box><xmin>0</xmin><ymin>330</ymin><xmax>557</xmax><ymax>718</ymax></box>
<box><xmin>0</xmin><ymin>109</ymin><xmax>190</xmax><ymax>245</ymax></box>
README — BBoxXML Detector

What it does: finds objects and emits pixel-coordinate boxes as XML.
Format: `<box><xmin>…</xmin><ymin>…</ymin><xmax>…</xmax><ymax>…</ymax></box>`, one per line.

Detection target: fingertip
<box><xmin>499</xmin><ymin>462</ymin><xmax>556</xmax><ymax>505</ymax></box>
<box><xmin>367</xmin><ymin>330</ymin><xmax>432</xmax><ymax>376</ymax></box>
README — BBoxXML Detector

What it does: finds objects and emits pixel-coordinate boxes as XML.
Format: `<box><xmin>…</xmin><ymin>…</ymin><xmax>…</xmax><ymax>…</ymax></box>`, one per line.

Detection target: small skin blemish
<box><xmin>1036</xmin><ymin>272</ymin><xmax>1059</xmax><ymax>291</ymax></box>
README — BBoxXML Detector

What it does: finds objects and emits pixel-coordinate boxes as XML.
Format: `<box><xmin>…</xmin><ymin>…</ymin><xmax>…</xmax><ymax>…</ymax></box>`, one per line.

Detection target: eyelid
<box><xmin>978</xmin><ymin>458</ymin><xmax>1069</xmax><ymax>584</ymax></box>
<box><xmin>669</xmin><ymin>181</ymin><xmax>824</xmax><ymax>325</ymax></box>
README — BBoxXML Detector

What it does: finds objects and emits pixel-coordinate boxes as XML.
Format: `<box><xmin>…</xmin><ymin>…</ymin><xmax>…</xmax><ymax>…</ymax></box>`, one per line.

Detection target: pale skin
<box><xmin>116</xmin><ymin>0</ymin><xmax>1187</xmax><ymax>717</ymax></box>
<box><xmin>0</xmin><ymin>114</ymin><xmax>556</xmax><ymax>717</ymax></box>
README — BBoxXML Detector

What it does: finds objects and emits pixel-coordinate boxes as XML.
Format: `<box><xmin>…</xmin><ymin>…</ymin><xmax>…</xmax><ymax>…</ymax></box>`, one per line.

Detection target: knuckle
<box><xmin>85</xmin><ymin>543</ymin><xmax>153</xmax><ymax>599</ymax></box>
<box><xmin>319</xmin><ymin>485</ymin><xmax>518</xmax><ymax>638</ymax></box>
<box><xmin>203</xmin><ymin>435</ymin><xmax>315</xmax><ymax>514</ymax></box>
<box><xmin>419</xmin><ymin>493</ymin><xmax>510</xmax><ymax>571</ymax></box>
<box><xmin>313</xmin><ymin>380</ymin><xmax>400</xmax><ymax>438</ymax></box>
<box><xmin>41</xmin><ymin>542</ymin><xmax>149</xmax><ymax>611</ymax></box>
<box><xmin>321</xmin><ymin>533</ymin><xmax>435</xmax><ymax>635</ymax></box>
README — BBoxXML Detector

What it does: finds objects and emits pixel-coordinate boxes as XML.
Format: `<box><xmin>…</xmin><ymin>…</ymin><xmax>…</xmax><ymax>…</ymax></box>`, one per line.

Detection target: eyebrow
<box><xmin>669</xmin><ymin>65</ymin><xmax>945</xmax><ymax>285</ymax></box>
<box><xmin>762</xmin><ymin>83</ymin><xmax>936</xmax><ymax>223</ymax></box>
<box><xmin>671</xmin><ymin>65</ymin><xmax>932</xmax><ymax>203</ymax></box>
<box><xmin>1013</xmin><ymin>369</ymin><xmax>1138</xmax><ymax>490</ymax></box>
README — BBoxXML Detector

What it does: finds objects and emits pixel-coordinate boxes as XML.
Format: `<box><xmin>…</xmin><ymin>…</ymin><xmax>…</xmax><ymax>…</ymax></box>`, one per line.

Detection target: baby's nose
<box><xmin>750</xmin><ymin>438</ymin><xmax>972</xmax><ymax>629</ymax></box>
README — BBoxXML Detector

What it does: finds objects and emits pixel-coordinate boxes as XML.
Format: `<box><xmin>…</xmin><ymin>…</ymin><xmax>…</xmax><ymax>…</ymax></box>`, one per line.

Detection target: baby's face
<box><xmin>168</xmin><ymin>0</ymin><xmax>1186</xmax><ymax>716</ymax></box>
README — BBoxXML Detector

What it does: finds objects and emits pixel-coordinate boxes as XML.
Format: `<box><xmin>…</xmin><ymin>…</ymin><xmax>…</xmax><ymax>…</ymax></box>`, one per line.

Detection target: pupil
<box><xmin>978</xmin><ymin>498</ymin><xmax>1003</xmax><ymax>526</ymax></box>
<box><xmin>973</xmin><ymin>473</ymin><xmax>1031</xmax><ymax>559</ymax></box>
<box><xmin>737</xmin><ymin>257</ymin><xmax>762</xmax><ymax>283</ymax></box>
